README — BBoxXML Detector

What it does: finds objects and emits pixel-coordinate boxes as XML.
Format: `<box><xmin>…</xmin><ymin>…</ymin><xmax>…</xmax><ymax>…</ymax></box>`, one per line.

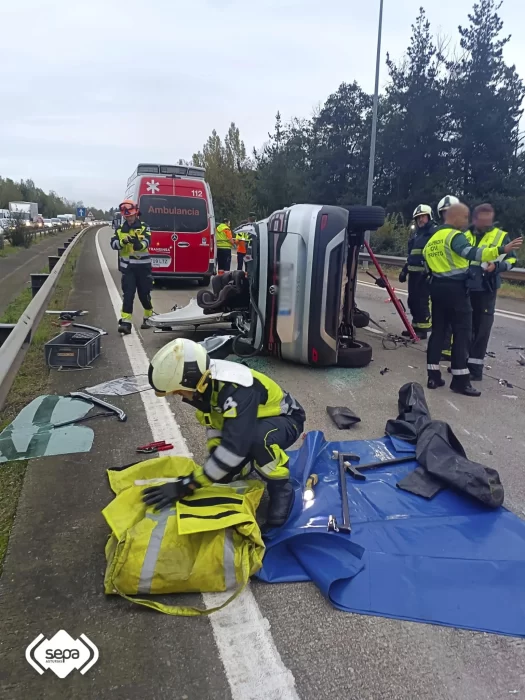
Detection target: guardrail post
<box><xmin>63</xmin><ymin>241</ymin><xmax>70</xmax><ymax>249</ymax></box>
<box><xmin>0</xmin><ymin>324</ymin><xmax>16</xmax><ymax>348</ymax></box>
<box><xmin>30</xmin><ymin>273</ymin><xmax>49</xmax><ymax>298</ymax></box>
<box><xmin>58</xmin><ymin>247</ymin><xmax>65</xmax><ymax>256</ymax></box>
<box><xmin>48</xmin><ymin>255</ymin><xmax>60</xmax><ymax>272</ymax></box>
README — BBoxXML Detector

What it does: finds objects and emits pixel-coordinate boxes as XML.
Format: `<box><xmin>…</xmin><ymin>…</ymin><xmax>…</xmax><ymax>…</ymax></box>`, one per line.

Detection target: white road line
<box><xmin>446</xmin><ymin>400</ymin><xmax>460</xmax><ymax>412</ymax></box>
<box><xmin>357</xmin><ymin>280</ymin><xmax>525</xmax><ymax>323</ymax></box>
<box><xmin>95</xmin><ymin>229</ymin><xmax>299</xmax><ymax>700</ymax></box>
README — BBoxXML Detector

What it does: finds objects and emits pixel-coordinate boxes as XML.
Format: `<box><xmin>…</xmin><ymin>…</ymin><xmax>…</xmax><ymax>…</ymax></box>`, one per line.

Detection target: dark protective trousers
<box><xmin>217</xmin><ymin>248</ymin><xmax>232</xmax><ymax>272</ymax></box>
<box><xmin>121</xmin><ymin>265</ymin><xmax>153</xmax><ymax>317</ymax></box>
<box><xmin>427</xmin><ymin>279</ymin><xmax>472</xmax><ymax>388</ymax></box>
<box><xmin>216</xmin><ymin>412</ymin><xmax>305</xmax><ymax>485</ymax></box>
<box><xmin>407</xmin><ymin>272</ymin><xmax>431</xmax><ymax>331</ymax></box>
<box><xmin>468</xmin><ymin>290</ymin><xmax>497</xmax><ymax>378</ymax></box>
<box><xmin>237</xmin><ymin>252</ymin><xmax>245</xmax><ymax>271</ymax></box>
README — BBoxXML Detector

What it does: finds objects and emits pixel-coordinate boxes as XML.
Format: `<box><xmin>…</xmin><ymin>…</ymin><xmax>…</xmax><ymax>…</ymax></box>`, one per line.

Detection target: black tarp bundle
<box><xmin>386</xmin><ymin>382</ymin><xmax>504</xmax><ymax>508</ymax></box>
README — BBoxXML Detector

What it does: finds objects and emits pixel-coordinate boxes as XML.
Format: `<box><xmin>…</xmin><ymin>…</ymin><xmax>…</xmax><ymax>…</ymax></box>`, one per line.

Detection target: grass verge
<box><xmin>360</xmin><ymin>265</ymin><xmax>525</xmax><ymax>301</ymax></box>
<box><xmin>0</xmin><ymin>237</ymin><xmax>85</xmax><ymax>574</ymax></box>
<box><xmin>0</xmin><ymin>227</ymin><xmax>74</xmax><ymax>259</ymax></box>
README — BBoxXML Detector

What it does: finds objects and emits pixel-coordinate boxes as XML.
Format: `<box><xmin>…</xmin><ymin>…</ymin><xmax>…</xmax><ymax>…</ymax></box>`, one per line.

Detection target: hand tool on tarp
<box><xmin>327</xmin><ymin>450</ymin><xmax>418</xmax><ymax>534</ymax></box>
<box><xmin>327</xmin><ymin>451</ymin><xmax>360</xmax><ymax>534</ymax></box>
<box><xmin>52</xmin><ymin>393</ymin><xmax>127</xmax><ymax>428</ymax></box>
<box><xmin>136</xmin><ymin>441</ymin><xmax>174</xmax><ymax>454</ymax></box>
<box><xmin>332</xmin><ymin>450</ymin><xmax>417</xmax><ymax>482</ymax></box>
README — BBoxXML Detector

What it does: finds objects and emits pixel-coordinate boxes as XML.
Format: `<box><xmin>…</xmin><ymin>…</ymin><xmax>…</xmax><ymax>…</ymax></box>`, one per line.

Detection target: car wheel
<box><xmin>353</xmin><ymin>309</ymin><xmax>370</xmax><ymax>329</ymax></box>
<box><xmin>346</xmin><ymin>205</ymin><xmax>385</xmax><ymax>233</ymax></box>
<box><xmin>337</xmin><ymin>340</ymin><xmax>373</xmax><ymax>368</ymax></box>
<box><xmin>198</xmin><ymin>276</ymin><xmax>211</xmax><ymax>287</ymax></box>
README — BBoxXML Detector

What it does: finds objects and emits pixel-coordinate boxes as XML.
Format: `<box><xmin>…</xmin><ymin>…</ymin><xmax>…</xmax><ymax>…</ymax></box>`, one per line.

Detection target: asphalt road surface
<box><xmin>1</xmin><ymin>226</ymin><xmax>524</xmax><ymax>700</ymax></box>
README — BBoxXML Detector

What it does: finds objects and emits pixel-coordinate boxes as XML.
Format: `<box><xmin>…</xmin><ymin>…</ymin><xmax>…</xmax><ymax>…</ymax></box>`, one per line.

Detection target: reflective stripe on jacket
<box><xmin>192</xmin><ymin>369</ymin><xmax>304</xmax><ymax>482</ymax></box>
<box><xmin>469</xmin><ymin>227</ymin><xmax>516</xmax><ymax>292</ymax></box>
<box><xmin>407</xmin><ymin>222</ymin><xmax>437</xmax><ymax>271</ymax></box>
<box><xmin>111</xmin><ymin>221</ymin><xmax>151</xmax><ymax>268</ymax></box>
<box><xmin>216</xmin><ymin>223</ymin><xmax>233</xmax><ymax>249</ymax></box>
<box><xmin>235</xmin><ymin>230</ymin><xmax>250</xmax><ymax>255</ymax></box>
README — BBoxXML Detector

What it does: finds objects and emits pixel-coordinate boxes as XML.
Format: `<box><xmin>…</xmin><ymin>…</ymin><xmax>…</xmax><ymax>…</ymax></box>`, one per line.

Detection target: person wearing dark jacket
<box><xmin>144</xmin><ymin>338</ymin><xmax>306</xmax><ymax>527</ymax></box>
<box><xmin>399</xmin><ymin>204</ymin><xmax>437</xmax><ymax>339</ymax></box>
<box><xmin>111</xmin><ymin>199</ymin><xmax>154</xmax><ymax>335</ymax></box>
<box><xmin>466</xmin><ymin>203</ymin><xmax>518</xmax><ymax>380</ymax></box>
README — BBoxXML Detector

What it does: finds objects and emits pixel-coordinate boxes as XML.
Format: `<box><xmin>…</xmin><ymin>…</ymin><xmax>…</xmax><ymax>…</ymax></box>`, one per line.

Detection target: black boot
<box><xmin>118</xmin><ymin>320</ymin><xmax>132</xmax><ymax>335</ymax></box>
<box><xmin>450</xmin><ymin>380</ymin><xmax>481</xmax><ymax>397</ymax></box>
<box><xmin>266</xmin><ymin>481</ymin><xmax>294</xmax><ymax>528</ymax></box>
<box><xmin>141</xmin><ymin>318</ymin><xmax>151</xmax><ymax>329</ymax></box>
<box><xmin>427</xmin><ymin>370</ymin><xmax>445</xmax><ymax>390</ymax></box>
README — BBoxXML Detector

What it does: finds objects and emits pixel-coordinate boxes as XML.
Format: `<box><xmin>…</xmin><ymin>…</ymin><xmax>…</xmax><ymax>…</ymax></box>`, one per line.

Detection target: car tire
<box><xmin>198</xmin><ymin>276</ymin><xmax>211</xmax><ymax>287</ymax></box>
<box><xmin>353</xmin><ymin>309</ymin><xmax>370</xmax><ymax>329</ymax></box>
<box><xmin>346</xmin><ymin>205</ymin><xmax>385</xmax><ymax>233</ymax></box>
<box><xmin>337</xmin><ymin>340</ymin><xmax>373</xmax><ymax>368</ymax></box>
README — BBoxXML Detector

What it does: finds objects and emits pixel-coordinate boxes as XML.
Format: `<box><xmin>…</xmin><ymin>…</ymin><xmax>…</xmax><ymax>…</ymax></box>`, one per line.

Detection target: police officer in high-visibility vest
<box><xmin>111</xmin><ymin>199</ymin><xmax>154</xmax><ymax>335</ymax></box>
<box><xmin>423</xmin><ymin>202</ymin><xmax>522</xmax><ymax>397</ymax></box>
<box><xmin>399</xmin><ymin>204</ymin><xmax>437</xmax><ymax>339</ymax></box>
<box><xmin>466</xmin><ymin>203</ymin><xmax>518</xmax><ymax>380</ymax></box>
<box><xmin>436</xmin><ymin>195</ymin><xmax>460</xmax><ymax>360</ymax></box>
<box><xmin>216</xmin><ymin>218</ymin><xmax>236</xmax><ymax>272</ymax></box>
<box><xmin>143</xmin><ymin>338</ymin><xmax>305</xmax><ymax>527</ymax></box>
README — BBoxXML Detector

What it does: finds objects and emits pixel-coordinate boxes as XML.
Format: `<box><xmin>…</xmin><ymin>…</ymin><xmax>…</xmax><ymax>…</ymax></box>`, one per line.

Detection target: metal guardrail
<box><xmin>0</xmin><ymin>225</ymin><xmax>100</xmax><ymax>411</ymax></box>
<box><xmin>358</xmin><ymin>252</ymin><xmax>525</xmax><ymax>282</ymax></box>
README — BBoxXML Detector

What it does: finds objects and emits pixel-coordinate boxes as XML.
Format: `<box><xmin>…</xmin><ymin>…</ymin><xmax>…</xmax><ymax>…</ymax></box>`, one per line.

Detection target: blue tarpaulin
<box><xmin>258</xmin><ymin>431</ymin><xmax>525</xmax><ymax>637</ymax></box>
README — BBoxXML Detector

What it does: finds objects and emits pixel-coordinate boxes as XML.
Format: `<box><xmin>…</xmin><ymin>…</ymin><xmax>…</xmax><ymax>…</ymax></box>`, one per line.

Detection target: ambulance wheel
<box><xmin>337</xmin><ymin>340</ymin><xmax>373</xmax><ymax>368</ymax></box>
<box><xmin>353</xmin><ymin>309</ymin><xmax>370</xmax><ymax>329</ymax></box>
<box><xmin>346</xmin><ymin>205</ymin><xmax>385</xmax><ymax>233</ymax></box>
<box><xmin>198</xmin><ymin>276</ymin><xmax>211</xmax><ymax>287</ymax></box>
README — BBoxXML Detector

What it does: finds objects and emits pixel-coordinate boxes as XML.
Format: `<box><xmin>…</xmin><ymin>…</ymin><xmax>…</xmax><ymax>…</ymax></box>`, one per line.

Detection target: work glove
<box><xmin>132</xmin><ymin>236</ymin><xmax>144</xmax><ymax>251</ymax></box>
<box><xmin>142</xmin><ymin>475</ymin><xmax>200</xmax><ymax>510</ymax></box>
<box><xmin>398</xmin><ymin>264</ymin><xmax>408</xmax><ymax>283</ymax></box>
<box><xmin>120</xmin><ymin>235</ymin><xmax>131</xmax><ymax>245</ymax></box>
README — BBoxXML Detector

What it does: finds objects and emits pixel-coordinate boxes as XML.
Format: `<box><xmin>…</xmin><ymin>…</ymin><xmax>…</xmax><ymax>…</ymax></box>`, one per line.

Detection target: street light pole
<box><xmin>364</xmin><ymin>0</ymin><xmax>384</xmax><ymax>259</ymax></box>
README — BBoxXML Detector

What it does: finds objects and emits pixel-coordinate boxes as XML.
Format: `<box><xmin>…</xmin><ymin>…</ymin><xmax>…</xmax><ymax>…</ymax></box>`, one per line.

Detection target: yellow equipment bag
<box><xmin>102</xmin><ymin>455</ymin><xmax>265</xmax><ymax>616</ymax></box>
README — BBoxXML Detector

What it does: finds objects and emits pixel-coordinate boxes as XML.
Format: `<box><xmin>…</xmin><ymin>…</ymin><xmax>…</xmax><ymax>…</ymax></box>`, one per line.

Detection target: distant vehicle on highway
<box><xmin>123</xmin><ymin>162</ymin><xmax>216</xmax><ymax>285</ymax></box>
<box><xmin>51</xmin><ymin>217</ymin><xmax>61</xmax><ymax>226</ymax></box>
<box><xmin>42</xmin><ymin>219</ymin><xmax>53</xmax><ymax>228</ymax></box>
<box><xmin>9</xmin><ymin>201</ymin><xmax>39</xmax><ymax>225</ymax></box>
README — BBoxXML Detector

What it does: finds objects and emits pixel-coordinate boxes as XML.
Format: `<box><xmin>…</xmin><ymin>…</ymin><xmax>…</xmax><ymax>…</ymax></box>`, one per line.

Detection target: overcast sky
<box><xmin>1</xmin><ymin>0</ymin><xmax>523</xmax><ymax>210</ymax></box>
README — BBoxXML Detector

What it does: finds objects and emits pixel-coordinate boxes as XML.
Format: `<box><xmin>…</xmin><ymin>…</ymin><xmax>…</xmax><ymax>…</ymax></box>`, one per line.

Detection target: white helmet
<box><xmin>437</xmin><ymin>195</ymin><xmax>460</xmax><ymax>215</ymax></box>
<box><xmin>413</xmin><ymin>204</ymin><xmax>433</xmax><ymax>220</ymax></box>
<box><xmin>148</xmin><ymin>338</ymin><xmax>253</xmax><ymax>396</ymax></box>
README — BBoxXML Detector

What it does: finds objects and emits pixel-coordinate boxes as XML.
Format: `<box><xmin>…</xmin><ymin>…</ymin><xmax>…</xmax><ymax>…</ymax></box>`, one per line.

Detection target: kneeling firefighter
<box><xmin>399</xmin><ymin>204</ymin><xmax>436</xmax><ymax>339</ymax></box>
<box><xmin>143</xmin><ymin>338</ymin><xmax>306</xmax><ymax>527</ymax></box>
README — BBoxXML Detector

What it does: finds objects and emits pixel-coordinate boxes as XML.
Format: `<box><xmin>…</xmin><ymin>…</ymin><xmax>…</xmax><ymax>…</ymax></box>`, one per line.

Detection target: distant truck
<box><xmin>9</xmin><ymin>201</ymin><xmax>39</xmax><ymax>225</ymax></box>
<box><xmin>57</xmin><ymin>214</ymin><xmax>75</xmax><ymax>226</ymax></box>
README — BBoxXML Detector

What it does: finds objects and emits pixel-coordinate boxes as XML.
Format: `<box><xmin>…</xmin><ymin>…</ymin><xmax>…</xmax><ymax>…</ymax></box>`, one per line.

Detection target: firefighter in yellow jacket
<box><xmin>111</xmin><ymin>199</ymin><xmax>154</xmax><ymax>335</ymax></box>
<box><xmin>143</xmin><ymin>338</ymin><xmax>305</xmax><ymax>527</ymax></box>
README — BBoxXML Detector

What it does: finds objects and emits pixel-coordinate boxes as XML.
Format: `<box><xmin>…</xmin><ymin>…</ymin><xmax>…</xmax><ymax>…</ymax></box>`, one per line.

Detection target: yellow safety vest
<box><xmin>423</xmin><ymin>227</ymin><xmax>474</xmax><ymax>279</ymax></box>
<box><xmin>216</xmin><ymin>223</ymin><xmax>233</xmax><ymax>249</ymax></box>
<box><xmin>470</xmin><ymin>227</ymin><xmax>516</xmax><ymax>267</ymax></box>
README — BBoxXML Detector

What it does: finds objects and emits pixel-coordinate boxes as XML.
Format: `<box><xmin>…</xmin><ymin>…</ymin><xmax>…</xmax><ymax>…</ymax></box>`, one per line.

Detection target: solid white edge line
<box><xmin>95</xmin><ymin>228</ymin><xmax>299</xmax><ymax>700</ymax></box>
<box><xmin>356</xmin><ymin>280</ymin><xmax>525</xmax><ymax>323</ymax></box>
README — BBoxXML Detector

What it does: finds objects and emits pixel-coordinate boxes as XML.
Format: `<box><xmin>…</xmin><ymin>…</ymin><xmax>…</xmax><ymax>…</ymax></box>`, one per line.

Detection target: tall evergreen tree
<box><xmin>447</xmin><ymin>0</ymin><xmax>524</xmax><ymax>199</ymax></box>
